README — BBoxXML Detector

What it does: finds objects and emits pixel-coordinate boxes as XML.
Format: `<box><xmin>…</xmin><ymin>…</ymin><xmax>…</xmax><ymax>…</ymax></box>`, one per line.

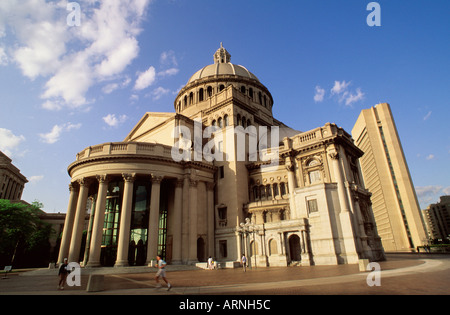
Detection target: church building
<box><xmin>58</xmin><ymin>45</ymin><xmax>385</xmax><ymax>268</ymax></box>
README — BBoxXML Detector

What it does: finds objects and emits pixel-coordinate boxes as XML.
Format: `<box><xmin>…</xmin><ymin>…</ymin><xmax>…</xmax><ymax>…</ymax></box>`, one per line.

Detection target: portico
<box><xmin>58</xmin><ymin>141</ymin><xmax>215</xmax><ymax>267</ymax></box>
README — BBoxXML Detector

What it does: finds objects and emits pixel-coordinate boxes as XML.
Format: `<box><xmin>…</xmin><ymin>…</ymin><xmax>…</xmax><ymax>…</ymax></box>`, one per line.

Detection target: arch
<box><xmin>207</xmin><ymin>86</ymin><xmax>213</xmax><ymax>97</ymax></box>
<box><xmin>288</xmin><ymin>234</ymin><xmax>301</xmax><ymax>262</ymax></box>
<box><xmin>224</xmin><ymin>114</ymin><xmax>229</xmax><ymax>127</ymax></box>
<box><xmin>241</xmin><ymin>86</ymin><xmax>246</xmax><ymax>94</ymax></box>
<box><xmin>236</xmin><ymin>114</ymin><xmax>241</xmax><ymax>126</ymax></box>
<box><xmin>218</xmin><ymin>117</ymin><xmax>223</xmax><ymax>128</ymax></box>
<box><xmin>268</xmin><ymin>239</ymin><xmax>278</xmax><ymax>255</ymax></box>
<box><xmin>199</xmin><ymin>88</ymin><xmax>204</xmax><ymax>102</ymax></box>
<box><xmin>189</xmin><ymin>92</ymin><xmax>194</xmax><ymax>105</ymax></box>
<box><xmin>219</xmin><ymin>84</ymin><xmax>225</xmax><ymax>92</ymax></box>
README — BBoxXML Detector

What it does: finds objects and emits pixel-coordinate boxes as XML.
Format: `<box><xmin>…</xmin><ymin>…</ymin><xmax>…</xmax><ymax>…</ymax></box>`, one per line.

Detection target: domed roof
<box><xmin>187</xmin><ymin>44</ymin><xmax>259</xmax><ymax>84</ymax></box>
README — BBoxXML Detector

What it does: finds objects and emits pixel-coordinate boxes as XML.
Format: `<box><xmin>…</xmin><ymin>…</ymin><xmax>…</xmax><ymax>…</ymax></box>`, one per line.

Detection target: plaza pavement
<box><xmin>0</xmin><ymin>253</ymin><xmax>449</xmax><ymax>295</ymax></box>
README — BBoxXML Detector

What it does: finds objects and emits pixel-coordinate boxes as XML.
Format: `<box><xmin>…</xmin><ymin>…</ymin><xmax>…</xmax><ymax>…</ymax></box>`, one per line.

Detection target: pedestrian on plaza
<box><xmin>241</xmin><ymin>254</ymin><xmax>247</xmax><ymax>272</ymax></box>
<box><xmin>57</xmin><ymin>258</ymin><xmax>69</xmax><ymax>290</ymax></box>
<box><xmin>154</xmin><ymin>255</ymin><xmax>172</xmax><ymax>291</ymax></box>
<box><xmin>208</xmin><ymin>256</ymin><xmax>214</xmax><ymax>270</ymax></box>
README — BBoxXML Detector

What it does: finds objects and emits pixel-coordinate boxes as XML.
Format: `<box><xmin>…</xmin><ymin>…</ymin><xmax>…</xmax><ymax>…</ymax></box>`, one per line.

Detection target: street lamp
<box><xmin>238</xmin><ymin>218</ymin><xmax>258</xmax><ymax>268</ymax></box>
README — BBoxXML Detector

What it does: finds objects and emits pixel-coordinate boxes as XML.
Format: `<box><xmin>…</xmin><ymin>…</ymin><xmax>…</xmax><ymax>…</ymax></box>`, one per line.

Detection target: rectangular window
<box><xmin>307</xmin><ymin>199</ymin><xmax>319</xmax><ymax>214</ymax></box>
<box><xmin>219</xmin><ymin>166</ymin><xmax>225</xmax><ymax>179</ymax></box>
<box><xmin>219</xmin><ymin>240</ymin><xmax>228</xmax><ymax>258</ymax></box>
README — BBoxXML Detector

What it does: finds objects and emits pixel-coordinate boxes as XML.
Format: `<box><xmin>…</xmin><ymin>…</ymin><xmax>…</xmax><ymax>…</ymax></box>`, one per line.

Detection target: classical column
<box><xmin>285</xmin><ymin>156</ymin><xmax>298</xmax><ymax>219</ymax></box>
<box><xmin>181</xmin><ymin>175</ymin><xmax>190</xmax><ymax>263</ymax></box>
<box><xmin>68</xmin><ymin>178</ymin><xmax>90</xmax><ymax>263</ymax></box>
<box><xmin>171</xmin><ymin>178</ymin><xmax>183</xmax><ymax>264</ymax></box>
<box><xmin>86</xmin><ymin>175</ymin><xmax>109</xmax><ymax>267</ymax></box>
<box><xmin>58</xmin><ymin>183</ymin><xmax>79</xmax><ymax>264</ymax></box>
<box><xmin>329</xmin><ymin>151</ymin><xmax>350</xmax><ymax>213</ymax></box>
<box><xmin>206</xmin><ymin>182</ymin><xmax>215</xmax><ymax>258</ymax></box>
<box><xmin>146</xmin><ymin>174</ymin><xmax>163</xmax><ymax>265</ymax></box>
<box><xmin>115</xmin><ymin>173</ymin><xmax>135</xmax><ymax>267</ymax></box>
<box><xmin>188</xmin><ymin>178</ymin><xmax>198</xmax><ymax>263</ymax></box>
<box><xmin>329</xmin><ymin>148</ymin><xmax>359</xmax><ymax>263</ymax></box>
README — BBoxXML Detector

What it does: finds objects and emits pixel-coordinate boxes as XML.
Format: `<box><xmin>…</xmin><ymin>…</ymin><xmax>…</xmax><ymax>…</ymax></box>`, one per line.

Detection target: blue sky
<box><xmin>0</xmin><ymin>0</ymin><xmax>449</xmax><ymax>212</ymax></box>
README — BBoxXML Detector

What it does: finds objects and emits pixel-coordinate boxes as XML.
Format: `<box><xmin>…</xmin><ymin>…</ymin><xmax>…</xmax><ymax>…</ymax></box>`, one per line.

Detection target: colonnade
<box><xmin>58</xmin><ymin>172</ymin><xmax>215</xmax><ymax>267</ymax></box>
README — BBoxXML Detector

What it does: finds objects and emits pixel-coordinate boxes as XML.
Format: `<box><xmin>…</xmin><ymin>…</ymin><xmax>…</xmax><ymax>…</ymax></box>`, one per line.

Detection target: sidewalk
<box><xmin>1</xmin><ymin>253</ymin><xmax>449</xmax><ymax>295</ymax></box>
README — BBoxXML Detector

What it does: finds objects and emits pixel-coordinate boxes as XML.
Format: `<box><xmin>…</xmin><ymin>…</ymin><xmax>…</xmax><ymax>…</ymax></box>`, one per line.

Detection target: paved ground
<box><xmin>1</xmin><ymin>253</ymin><xmax>449</xmax><ymax>296</ymax></box>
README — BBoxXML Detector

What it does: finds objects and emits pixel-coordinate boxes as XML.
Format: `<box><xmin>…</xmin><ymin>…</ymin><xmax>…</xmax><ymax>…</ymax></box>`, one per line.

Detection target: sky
<box><xmin>0</xmin><ymin>0</ymin><xmax>449</xmax><ymax>213</ymax></box>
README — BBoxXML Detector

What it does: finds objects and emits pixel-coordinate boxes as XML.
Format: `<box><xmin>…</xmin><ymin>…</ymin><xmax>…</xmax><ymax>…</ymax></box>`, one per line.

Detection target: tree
<box><xmin>0</xmin><ymin>199</ymin><xmax>53</xmax><ymax>268</ymax></box>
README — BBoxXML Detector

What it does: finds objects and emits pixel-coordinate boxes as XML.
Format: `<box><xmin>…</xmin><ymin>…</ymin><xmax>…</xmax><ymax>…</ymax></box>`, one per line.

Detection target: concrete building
<box><xmin>0</xmin><ymin>150</ymin><xmax>27</xmax><ymax>201</ymax></box>
<box><xmin>422</xmin><ymin>196</ymin><xmax>450</xmax><ymax>242</ymax></box>
<box><xmin>352</xmin><ymin>103</ymin><xmax>427</xmax><ymax>252</ymax></box>
<box><xmin>59</xmin><ymin>45</ymin><xmax>385</xmax><ymax>268</ymax></box>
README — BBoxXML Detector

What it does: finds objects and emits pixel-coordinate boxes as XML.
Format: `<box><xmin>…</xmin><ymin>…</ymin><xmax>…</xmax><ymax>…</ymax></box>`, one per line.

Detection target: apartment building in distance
<box><xmin>352</xmin><ymin>103</ymin><xmax>427</xmax><ymax>252</ymax></box>
<box><xmin>422</xmin><ymin>196</ymin><xmax>450</xmax><ymax>242</ymax></box>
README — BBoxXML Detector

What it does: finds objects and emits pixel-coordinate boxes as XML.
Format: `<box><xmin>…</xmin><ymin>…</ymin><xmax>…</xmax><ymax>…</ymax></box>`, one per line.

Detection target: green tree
<box><xmin>0</xmin><ymin>199</ymin><xmax>53</xmax><ymax>267</ymax></box>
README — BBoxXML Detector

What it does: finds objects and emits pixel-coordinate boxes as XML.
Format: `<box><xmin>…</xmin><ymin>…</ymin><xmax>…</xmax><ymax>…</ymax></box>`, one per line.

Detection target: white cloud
<box><xmin>160</xmin><ymin>50</ymin><xmax>178</xmax><ymax>67</ymax></box>
<box><xmin>0</xmin><ymin>47</ymin><xmax>8</xmax><ymax>66</ymax></box>
<box><xmin>103</xmin><ymin>114</ymin><xmax>128</xmax><ymax>128</ymax></box>
<box><xmin>28</xmin><ymin>175</ymin><xmax>44</xmax><ymax>184</ymax></box>
<box><xmin>134</xmin><ymin>66</ymin><xmax>156</xmax><ymax>90</ymax></box>
<box><xmin>426</xmin><ymin>154</ymin><xmax>435</xmax><ymax>160</ymax></box>
<box><xmin>0</xmin><ymin>0</ymin><xmax>151</xmax><ymax>110</ymax></box>
<box><xmin>149</xmin><ymin>87</ymin><xmax>170</xmax><ymax>100</ymax></box>
<box><xmin>423</xmin><ymin>111</ymin><xmax>432</xmax><ymax>121</ymax></box>
<box><xmin>331</xmin><ymin>80</ymin><xmax>351</xmax><ymax>95</ymax></box>
<box><xmin>0</xmin><ymin>128</ymin><xmax>25</xmax><ymax>157</ymax></box>
<box><xmin>158</xmin><ymin>68</ymin><xmax>179</xmax><ymax>77</ymax></box>
<box><xmin>329</xmin><ymin>80</ymin><xmax>364</xmax><ymax>106</ymax></box>
<box><xmin>344</xmin><ymin>88</ymin><xmax>365</xmax><ymax>106</ymax></box>
<box><xmin>314</xmin><ymin>86</ymin><xmax>325</xmax><ymax>103</ymax></box>
<box><xmin>39</xmin><ymin>122</ymin><xmax>81</xmax><ymax>144</ymax></box>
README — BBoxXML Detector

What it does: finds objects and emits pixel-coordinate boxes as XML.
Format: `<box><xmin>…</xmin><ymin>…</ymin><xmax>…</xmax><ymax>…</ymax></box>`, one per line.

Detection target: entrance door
<box><xmin>288</xmin><ymin>234</ymin><xmax>301</xmax><ymax>262</ymax></box>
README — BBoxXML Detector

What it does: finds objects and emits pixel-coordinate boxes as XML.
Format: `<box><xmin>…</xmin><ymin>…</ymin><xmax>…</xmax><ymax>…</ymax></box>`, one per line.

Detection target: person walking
<box><xmin>208</xmin><ymin>256</ymin><xmax>214</xmax><ymax>270</ymax></box>
<box><xmin>241</xmin><ymin>254</ymin><xmax>247</xmax><ymax>272</ymax></box>
<box><xmin>57</xmin><ymin>258</ymin><xmax>69</xmax><ymax>290</ymax></box>
<box><xmin>154</xmin><ymin>255</ymin><xmax>172</xmax><ymax>291</ymax></box>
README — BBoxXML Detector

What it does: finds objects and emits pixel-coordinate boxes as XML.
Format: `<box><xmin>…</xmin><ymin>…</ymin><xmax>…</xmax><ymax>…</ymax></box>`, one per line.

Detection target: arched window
<box><xmin>273</xmin><ymin>183</ymin><xmax>279</xmax><ymax>197</ymax></box>
<box><xmin>280</xmin><ymin>182</ymin><xmax>286</xmax><ymax>196</ymax></box>
<box><xmin>260</xmin><ymin>185</ymin><xmax>266</xmax><ymax>199</ymax></box>
<box><xmin>236</xmin><ymin>114</ymin><xmax>241</xmax><ymax>126</ymax></box>
<box><xmin>207</xmin><ymin>86</ymin><xmax>213</xmax><ymax>97</ymax></box>
<box><xmin>266</xmin><ymin>185</ymin><xmax>272</xmax><ymax>199</ymax></box>
<box><xmin>224</xmin><ymin>114</ymin><xmax>229</xmax><ymax>127</ymax></box>
<box><xmin>249</xmin><ymin>88</ymin><xmax>254</xmax><ymax>99</ymax></box>
<box><xmin>263</xmin><ymin>95</ymin><xmax>267</xmax><ymax>107</ymax></box>
<box><xmin>258</xmin><ymin>92</ymin><xmax>262</xmax><ymax>104</ymax></box>
<box><xmin>189</xmin><ymin>92</ymin><xmax>194</xmax><ymax>105</ymax></box>
<box><xmin>219</xmin><ymin>84</ymin><xmax>225</xmax><ymax>92</ymax></box>
<box><xmin>253</xmin><ymin>186</ymin><xmax>259</xmax><ymax>200</ymax></box>
<box><xmin>218</xmin><ymin>117</ymin><xmax>223</xmax><ymax>128</ymax></box>
<box><xmin>247</xmin><ymin>119</ymin><xmax>251</xmax><ymax>127</ymax></box>
<box><xmin>241</xmin><ymin>116</ymin><xmax>246</xmax><ymax>128</ymax></box>
<box><xmin>241</xmin><ymin>86</ymin><xmax>246</xmax><ymax>94</ymax></box>
<box><xmin>183</xmin><ymin>95</ymin><xmax>187</xmax><ymax>108</ymax></box>
<box><xmin>199</xmin><ymin>88</ymin><xmax>204</xmax><ymax>102</ymax></box>
<box><xmin>212</xmin><ymin>120</ymin><xmax>216</xmax><ymax>127</ymax></box>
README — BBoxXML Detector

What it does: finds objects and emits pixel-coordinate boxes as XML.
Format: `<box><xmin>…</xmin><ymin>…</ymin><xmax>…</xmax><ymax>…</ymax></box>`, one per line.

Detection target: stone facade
<box><xmin>0</xmin><ymin>150</ymin><xmax>27</xmax><ymax>201</ymax></box>
<box><xmin>59</xmin><ymin>46</ymin><xmax>385</xmax><ymax>267</ymax></box>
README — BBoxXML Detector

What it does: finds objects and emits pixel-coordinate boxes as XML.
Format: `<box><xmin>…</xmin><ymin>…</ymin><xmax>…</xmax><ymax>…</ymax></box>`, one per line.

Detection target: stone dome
<box><xmin>187</xmin><ymin>43</ymin><xmax>259</xmax><ymax>84</ymax></box>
